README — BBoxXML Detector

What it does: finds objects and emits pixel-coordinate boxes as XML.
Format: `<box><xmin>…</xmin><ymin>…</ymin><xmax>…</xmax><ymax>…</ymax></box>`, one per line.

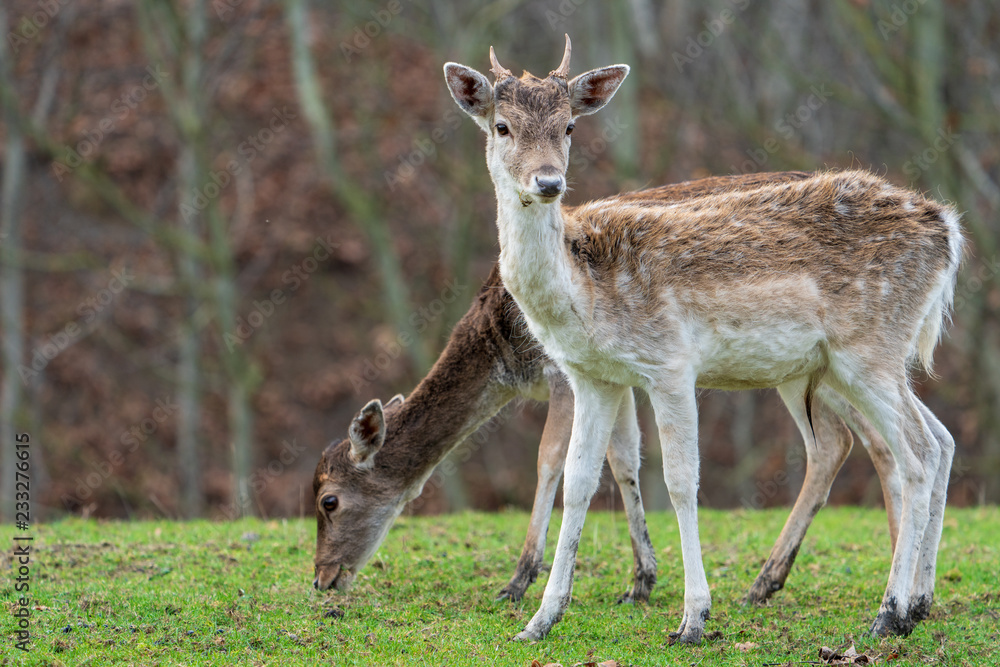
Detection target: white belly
<box><xmin>522</xmin><ymin>274</ymin><xmax>830</xmax><ymax>392</ymax></box>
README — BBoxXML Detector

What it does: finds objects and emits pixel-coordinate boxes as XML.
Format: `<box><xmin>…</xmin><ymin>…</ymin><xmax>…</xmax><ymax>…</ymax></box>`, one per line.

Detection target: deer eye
<box><xmin>495</xmin><ymin>123</ymin><xmax>509</xmax><ymax>136</ymax></box>
<box><xmin>566</xmin><ymin>123</ymin><xmax>575</xmax><ymax>136</ymax></box>
<box><xmin>321</xmin><ymin>495</ymin><xmax>339</xmax><ymax>512</ymax></box>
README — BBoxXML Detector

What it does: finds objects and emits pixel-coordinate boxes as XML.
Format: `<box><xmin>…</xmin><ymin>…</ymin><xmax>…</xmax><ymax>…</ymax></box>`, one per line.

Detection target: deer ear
<box><xmin>348</xmin><ymin>399</ymin><xmax>385</xmax><ymax>466</ymax></box>
<box><xmin>444</xmin><ymin>63</ymin><xmax>493</xmax><ymax>130</ymax></box>
<box><xmin>384</xmin><ymin>394</ymin><xmax>404</xmax><ymax>409</ymax></box>
<box><xmin>568</xmin><ymin>65</ymin><xmax>629</xmax><ymax>117</ymax></box>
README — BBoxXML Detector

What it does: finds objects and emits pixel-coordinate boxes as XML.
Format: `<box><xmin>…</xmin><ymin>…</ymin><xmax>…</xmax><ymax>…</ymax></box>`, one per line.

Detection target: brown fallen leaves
<box><xmin>759</xmin><ymin>642</ymin><xmax>900</xmax><ymax>665</ymax></box>
<box><xmin>528</xmin><ymin>642</ymin><xmax>900</xmax><ymax>667</ymax></box>
<box><xmin>817</xmin><ymin>644</ymin><xmax>899</xmax><ymax>664</ymax></box>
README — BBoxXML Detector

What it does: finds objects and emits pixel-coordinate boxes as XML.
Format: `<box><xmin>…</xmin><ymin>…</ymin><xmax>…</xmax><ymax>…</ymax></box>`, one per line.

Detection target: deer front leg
<box><xmin>514</xmin><ymin>379</ymin><xmax>626</xmax><ymax>641</ymax></box>
<box><xmin>605</xmin><ymin>388</ymin><xmax>657</xmax><ymax>604</ymax></box>
<box><xmin>650</xmin><ymin>383</ymin><xmax>710</xmax><ymax>645</ymax></box>
<box><xmin>745</xmin><ymin>382</ymin><xmax>853</xmax><ymax>604</ymax></box>
<box><xmin>499</xmin><ymin>375</ymin><xmax>574</xmax><ymax>602</ymax></box>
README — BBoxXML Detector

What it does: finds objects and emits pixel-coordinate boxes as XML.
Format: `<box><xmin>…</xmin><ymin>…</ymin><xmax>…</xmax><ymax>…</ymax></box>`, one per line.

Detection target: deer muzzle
<box><xmin>314</xmin><ymin>563</ymin><xmax>355</xmax><ymax>592</ymax></box>
<box><xmin>535</xmin><ymin>174</ymin><xmax>565</xmax><ymax>197</ymax></box>
<box><xmin>528</xmin><ymin>165</ymin><xmax>566</xmax><ymax>201</ymax></box>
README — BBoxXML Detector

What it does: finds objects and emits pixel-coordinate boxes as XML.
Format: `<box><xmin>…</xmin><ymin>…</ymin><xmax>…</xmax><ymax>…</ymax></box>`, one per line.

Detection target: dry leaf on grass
<box><xmin>818</xmin><ymin>644</ymin><xmax>885</xmax><ymax>664</ymax></box>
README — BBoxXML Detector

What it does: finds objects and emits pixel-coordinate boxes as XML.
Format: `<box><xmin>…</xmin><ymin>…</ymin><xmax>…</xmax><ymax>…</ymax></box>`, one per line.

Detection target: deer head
<box><xmin>312</xmin><ymin>395</ymin><xmax>409</xmax><ymax>591</ymax></box>
<box><xmin>444</xmin><ymin>35</ymin><xmax>629</xmax><ymax>206</ymax></box>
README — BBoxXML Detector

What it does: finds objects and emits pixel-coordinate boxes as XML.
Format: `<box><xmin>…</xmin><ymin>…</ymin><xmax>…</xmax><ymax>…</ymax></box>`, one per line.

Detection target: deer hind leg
<box><xmin>818</xmin><ymin>386</ymin><xmax>901</xmax><ymax>552</ymax></box>
<box><xmin>745</xmin><ymin>378</ymin><xmax>853</xmax><ymax>605</ymax></box>
<box><xmin>515</xmin><ymin>379</ymin><xmax>627</xmax><ymax>641</ymax></box>
<box><xmin>826</xmin><ymin>367</ymin><xmax>940</xmax><ymax>637</ymax></box>
<box><xmin>605</xmin><ymin>388</ymin><xmax>657</xmax><ymax>604</ymax></box>
<box><xmin>648</xmin><ymin>381</ymin><xmax>711</xmax><ymax>645</ymax></box>
<box><xmin>908</xmin><ymin>400</ymin><xmax>954</xmax><ymax>624</ymax></box>
<box><xmin>499</xmin><ymin>374</ymin><xmax>573</xmax><ymax>602</ymax></box>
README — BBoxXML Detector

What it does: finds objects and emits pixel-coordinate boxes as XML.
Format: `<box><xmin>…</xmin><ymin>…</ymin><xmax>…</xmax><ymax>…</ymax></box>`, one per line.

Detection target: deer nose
<box><xmin>535</xmin><ymin>174</ymin><xmax>565</xmax><ymax>197</ymax></box>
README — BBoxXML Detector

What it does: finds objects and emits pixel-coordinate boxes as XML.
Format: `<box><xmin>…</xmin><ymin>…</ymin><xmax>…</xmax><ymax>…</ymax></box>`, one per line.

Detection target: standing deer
<box><xmin>313</xmin><ymin>177</ymin><xmax>901</xmax><ymax>610</ymax></box>
<box><xmin>443</xmin><ymin>36</ymin><xmax>961</xmax><ymax>643</ymax></box>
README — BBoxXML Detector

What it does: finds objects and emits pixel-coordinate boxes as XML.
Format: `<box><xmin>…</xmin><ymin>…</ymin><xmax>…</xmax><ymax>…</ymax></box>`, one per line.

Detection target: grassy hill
<box><xmin>2</xmin><ymin>507</ymin><xmax>996</xmax><ymax>665</ymax></box>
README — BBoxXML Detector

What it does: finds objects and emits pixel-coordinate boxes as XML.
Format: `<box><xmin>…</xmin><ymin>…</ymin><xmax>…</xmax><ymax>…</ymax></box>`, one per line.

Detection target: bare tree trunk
<box><xmin>135</xmin><ymin>0</ymin><xmax>210</xmax><ymax>518</ymax></box>
<box><xmin>0</xmin><ymin>7</ymin><xmax>27</xmax><ymax>521</ymax></box>
<box><xmin>183</xmin><ymin>1</ymin><xmax>256</xmax><ymax>518</ymax></box>
<box><xmin>187</xmin><ymin>8</ymin><xmax>257</xmax><ymax>518</ymax></box>
<box><xmin>910</xmin><ymin>0</ymin><xmax>945</xmax><ymax>142</ymax></box>
<box><xmin>174</xmin><ymin>4</ymin><xmax>206</xmax><ymax>518</ymax></box>
<box><xmin>176</xmin><ymin>148</ymin><xmax>203</xmax><ymax>518</ymax></box>
<box><xmin>176</xmin><ymin>311</ymin><xmax>201</xmax><ymax>517</ymax></box>
<box><xmin>910</xmin><ymin>2</ymin><xmax>1000</xmax><ymax>447</ymax></box>
<box><xmin>138</xmin><ymin>0</ymin><xmax>260</xmax><ymax>516</ymax></box>
<box><xmin>284</xmin><ymin>0</ymin><xmax>428</xmax><ymax>373</ymax></box>
<box><xmin>605</xmin><ymin>1</ymin><xmax>640</xmax><ymax>181</ymax></box>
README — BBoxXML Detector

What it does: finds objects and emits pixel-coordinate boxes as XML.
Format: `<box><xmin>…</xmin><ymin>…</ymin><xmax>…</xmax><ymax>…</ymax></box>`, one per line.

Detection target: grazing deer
<box><xmin>443</xmin><ymin>36</ymin><xmax>961</xmax><ymax>643</ymax></box>
<box><xmin>312</xmin><ymin>174</ymin><xmax>902</xmax><ymax>611</ymax></box>
<box><xmin>312</xmin><ymin>261</ymin><xmax>656</xmax><ymax>602</ymax></box>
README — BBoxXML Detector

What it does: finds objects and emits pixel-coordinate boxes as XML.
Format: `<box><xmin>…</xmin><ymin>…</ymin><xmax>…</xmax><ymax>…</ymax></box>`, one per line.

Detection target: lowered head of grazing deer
<box><xmin>312</xmin><ymin>396</ymin><xmax>409</xmax><ymax>591</ymax></box>
<box><xmin>444</xmin><ymin>35</ymin><xmax>627</xmax><ymax>209</ymax></box>
<box><xmin>313</xmin><ymin>267</ymin><xmax>553</xmax><ymax>593</ymax></box>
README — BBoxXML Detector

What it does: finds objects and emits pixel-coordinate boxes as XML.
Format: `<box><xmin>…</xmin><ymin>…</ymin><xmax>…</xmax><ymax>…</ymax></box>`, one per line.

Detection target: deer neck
<box><xmin>381</xmin><ymin>305</ymin><xmax>519</xmax><ymax>495</ymax></box>
<box><xmin>494</xmin><ymin>187</ymin><xmax>580</xmax><ymax>348</ymax></box>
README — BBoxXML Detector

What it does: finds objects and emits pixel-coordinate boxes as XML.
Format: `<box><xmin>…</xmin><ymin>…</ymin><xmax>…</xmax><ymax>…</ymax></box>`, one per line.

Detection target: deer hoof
<box><xmin>870</xmin><ymin>597</ymin><xmax>917</xmax><ymax>637</ymax></box>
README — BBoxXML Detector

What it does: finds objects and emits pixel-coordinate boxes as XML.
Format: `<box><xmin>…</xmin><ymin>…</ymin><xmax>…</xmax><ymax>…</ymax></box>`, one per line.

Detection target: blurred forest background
<box><xmin>1</xmin><ymin>0</ymin><xmax>997</xmax><ymax>522</ymax></box>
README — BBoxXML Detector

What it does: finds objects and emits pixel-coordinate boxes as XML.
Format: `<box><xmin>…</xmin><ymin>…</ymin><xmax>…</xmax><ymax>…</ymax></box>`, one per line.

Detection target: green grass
<box><xmin>1</xmin><ymin>507</ymin><xmax>997</xmax><ymax>666</ymax></box>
